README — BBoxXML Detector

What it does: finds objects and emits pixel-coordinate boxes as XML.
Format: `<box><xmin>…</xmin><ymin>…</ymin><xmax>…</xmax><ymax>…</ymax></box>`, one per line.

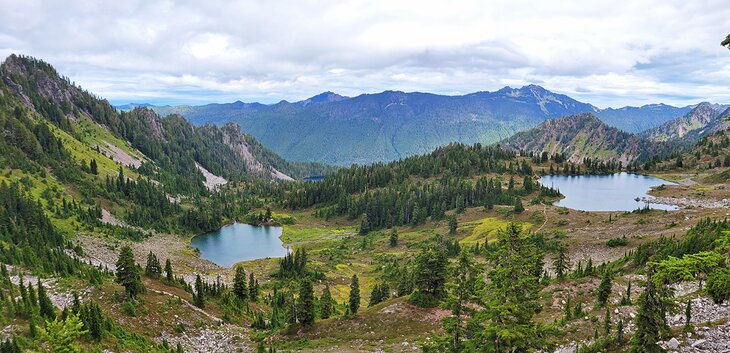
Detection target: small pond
<box><xmin>191</xmin><ymin>223</ymin><xmax>289</xmax><ymax>267</ymax></box>
<box><xmin>538</xmin><ymin>172</ymin><xmax>677</xmax><ymax>212</ymax></box>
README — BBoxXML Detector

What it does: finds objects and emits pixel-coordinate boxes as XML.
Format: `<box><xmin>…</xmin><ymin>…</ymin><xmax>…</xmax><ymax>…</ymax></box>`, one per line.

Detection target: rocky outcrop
<box><xmin>221</xmin><ymin>123</ymin><xmax>293</xmax><ymax>181</ymax></box>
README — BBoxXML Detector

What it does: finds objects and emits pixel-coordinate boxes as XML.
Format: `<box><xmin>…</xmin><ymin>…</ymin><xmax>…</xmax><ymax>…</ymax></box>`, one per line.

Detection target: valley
<box><xmin>0</xmin><ymin>53</ymin><xmax>728</xmax><ymax>353</ymax></box>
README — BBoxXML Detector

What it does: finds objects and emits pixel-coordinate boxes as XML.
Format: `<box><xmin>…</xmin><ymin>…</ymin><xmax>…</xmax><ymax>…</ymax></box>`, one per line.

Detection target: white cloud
<box><xmin>0</xmin><ymin>0</ymin><xmax>728</xmax><ymax>107</ymax></box>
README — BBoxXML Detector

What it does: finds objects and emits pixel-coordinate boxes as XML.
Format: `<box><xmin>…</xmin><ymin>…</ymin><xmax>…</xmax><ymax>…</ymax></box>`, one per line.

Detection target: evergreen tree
<box><xmin>444</xmin><ymin>250</ymin><xmax>483</xmax><ymax>351</ymax></box>
<box><xmin>298</xmin><ymin>279</ymin><xmax>315</xmax><ymax>327</ymax></box>
<box><xmin>165</xmin><ymin>259</ymin><xmax>174</xmax><ymax>282</ymax></box>
<box><xmin>597</xmin><ymin>270</ymin><xmax>613</xmax><ymax>307</ymax></box>
<box><xmin>38</xmin><ymin>278</ymin><xmax>55</xmax><ymax>319</ymax></box>
<box><xmin>683</xmin><ymin>300</ymin><xmax>693</xmax><ymax>333</ymax></box>
<box><xmin>193</xmin><ymin>274</ymin><xmax>205</xmax><ymax>308</ymax></box>
<box><xmin>603</xmin><ymin>308</ymin><xmax>612</xmax><ymax>336</ymax></box>
<box><xmin>389</xmin><ymin>230</ymin><xmax>398</xmax><ymax>247</ymax></box>
<box><xmin>233</xmin><ymin>266</ymin><xmax>248</xmax><ymax>301</ymax></box>
<box><xmin>616</xmin><ymin>319</ymin><xmax>624</xmax><ymax>343</ymax></box>
<box><xmin>320</xmin><ymin>285</ymin><xmax>333</xmax><ymax>319</ymax></box>
<box><xmin>448</xmin><ymin>216</ymin><xmax>457</xmax><ymax>235</ymax></box>
<box><xmin>249</xmin><ymin>272</ymin><xmax>258</xmax><ymax>302</ymax></box>
<box><xmin>89</xmin><ymin>159</ymin><xmax>98</xmax><ymax>175</ymax></box>
<box><xmin>470</xmin><ymin>223</ymin><xmax>545</xmax><ymax>352</ymax></box>
<box><xmin>39</xmin><ymin>314</ymin><xmax>88</xmax><ymax>353</ymax></box>
<box><xmin>359</xmin><ymin>215</ymin><xmax>370</xmax><ymax>235</ymax></box>
<box><xmin>349</xmin><ymin>275</ymin><xmax>360</xmax><ymax>315</ymax></box>
<box><xmin>144</xmin><ymin>251</ymin><xmax>161</xmax><ymax>279</ymax></box>
<box><xmin>410</xmin><ymin>245</ymin><xmax>448</xmax><ymax>307</ymax></box>
<box><xmin>513</xmin><ymin>197</ymin><xmax>524</xmax><ymax>213</ymax></box>
<box><xmin>116</xmin><ymin>245</ymin><xmax>144</xmax><ymax>299</ymax></box>
<box><xmin>629</xmin><ymin>278</ymin><xmax>664</xmax><ymax>353</ymax></box>
<box><xmin>553</xmin><ymin>246</ymin><xmax>569</xmax><ymax>279</ymax></box>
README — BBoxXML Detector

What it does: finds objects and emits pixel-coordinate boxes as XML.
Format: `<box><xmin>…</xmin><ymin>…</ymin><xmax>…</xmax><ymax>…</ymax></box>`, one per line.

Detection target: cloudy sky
<box><xmin>1</xmin><ymin>0</ymin><xmax>728</xmax><ymax>108</ymax></box>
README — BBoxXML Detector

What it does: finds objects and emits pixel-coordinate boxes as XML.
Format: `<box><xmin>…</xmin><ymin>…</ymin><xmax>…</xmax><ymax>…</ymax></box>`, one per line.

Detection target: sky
<box><xmin>0</xmin><ymin>0</ymin><xmax>729</xmax><ymax>108</ymax></box>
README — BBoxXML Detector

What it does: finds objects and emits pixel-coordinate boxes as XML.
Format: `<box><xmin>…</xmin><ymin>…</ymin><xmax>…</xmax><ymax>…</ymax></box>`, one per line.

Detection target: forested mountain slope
<box><xmin>500</xmin><ymin>113</ymin><xmax>659</xmax><ymax>165</ymax></box>
<box><xmin>152</xmin><ymin>85</ymin><xmax>600</xmax><ymax>165</ymax></box>
<box><xmin>642</xmin><ymin>102</ymin><xmax>730</xmax><ymax>143</ymax></box>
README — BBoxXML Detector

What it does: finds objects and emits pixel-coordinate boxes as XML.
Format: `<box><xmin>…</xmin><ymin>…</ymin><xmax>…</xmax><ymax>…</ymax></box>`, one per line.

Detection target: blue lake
<box><xmin>538</xmin><ymin>172</ymin><xmax>677</xmax><ymax>212</ymax></box>
<box><xmin>191</xmin><ymin>223</ymin><xmax>289</xmax><ymax>267</ymax></box>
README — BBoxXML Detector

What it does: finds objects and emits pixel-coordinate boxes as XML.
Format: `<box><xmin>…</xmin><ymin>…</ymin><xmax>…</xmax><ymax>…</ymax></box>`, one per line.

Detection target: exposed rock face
<box><xmin>221</xmin><ymin>123</ymin><xmax>293</xmax><ymax>181</ymax></box>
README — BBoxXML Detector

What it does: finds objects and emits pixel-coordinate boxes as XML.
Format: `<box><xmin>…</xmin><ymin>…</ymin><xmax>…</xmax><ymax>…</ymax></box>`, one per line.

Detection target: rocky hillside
<box><xmin>642</xmin><ymin>102</ymin><xmax>730</xmax><ymax>143</ymax></box>
<box><xmin>594</xmin><ymin>103</ymin><xmax>691</xmax><ymax>133</ymax></box>
<box><xmin>500</xmin><ymin>113</ymin><xmax>655</xmax><ymax>164</ymax></box>
<box><xmin>0</xmin><ymin>54</ymin><xmax>332</xmax><ymax>186</ymax></box>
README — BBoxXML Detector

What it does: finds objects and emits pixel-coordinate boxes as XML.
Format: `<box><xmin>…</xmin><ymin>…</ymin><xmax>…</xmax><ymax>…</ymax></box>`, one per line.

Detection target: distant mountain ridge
<box><xmin>139</xmin><ymin>86</ymin><xmax>698</xmax><ymax>165</ymax></box>
<box><xmin>500</xmin><ymin>113</ymin><xmax>657</xmax><ymax>164</ymax></box>
<box><xmin>642</xmin><ymin>103</ymin><xmax>730</xmax><ymax>144</ymax></box>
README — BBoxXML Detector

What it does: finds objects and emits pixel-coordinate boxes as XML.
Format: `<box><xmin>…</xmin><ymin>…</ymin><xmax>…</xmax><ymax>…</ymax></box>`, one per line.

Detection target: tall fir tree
<box><xmin>145</xmin><ymin>251</ymin><xmax>161</xmax><ymax>279</ymax></box>
<box><xmin>193</xmin><ymin>274</ymin><xmax>205</xmax><ymax>308</ymax></box>
<box><xmin>298</xmin><ymin>279</ymin><xmax>315</xmax><ymax>327</ymax></box>
<box><xmin>349</xmin><ymin>275</ymin><xmax>360</xmax><ymax>315</ymax></box>
<box><xmin>629</xmin><ymin>278</ymin><xmax>664</xmax><ymax>353</ymax></box>
<box><xmin>320</xmin><ymin>284</ymin><xmax>333</xmax><ymax>319</ymax></box>
<box><xmin>116</xmin><ymin>245</ymin><xmax>144</xmax><ymax>299</ymax></box>
<box><xmin>233</xmin><ymin>266</ymin><xmax>248</xmax><ymax>301</ymax></box>
<box><xmin>164</xmin><ymin>259</ymin><xmax>174</xmax><ymax>282</ymax></box>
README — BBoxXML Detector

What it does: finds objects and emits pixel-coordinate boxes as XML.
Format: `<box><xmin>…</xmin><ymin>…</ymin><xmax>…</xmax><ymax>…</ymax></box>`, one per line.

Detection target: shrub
<box><xmin>121</xmin><ymin>301</ymin><xmax>137</xmax><ymax>317</ymax></box>
<box><xmin>607</xmin><ymin>236</ymin><xmax>629</xmax><ymax>247</ymax></box>
<box><xmin>707</xmin><ymin>268</ymin><xmax>730</xmax><ymax>304</ymax></box>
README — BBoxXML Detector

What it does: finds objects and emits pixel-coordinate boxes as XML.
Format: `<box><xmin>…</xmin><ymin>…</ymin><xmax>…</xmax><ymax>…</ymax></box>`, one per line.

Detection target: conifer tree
<box><xmin>298</xmin><ymin>279</ymin><xmax>315</xmax><ymax>327</ymax></box>
<box><xmin>320</xmin><ymin>285</ymin><xmax>333</xmax><ymax>319</ymax></box>
<box><xmin>145</xmin><ymin>251</ymin><xmax>161</xmax><ymax>279</ymax></box>
<box><xmin>597</xmin><ymin>270</ymin><xmax>613</xmax><ymax>307</ymax></box>
<box><xmin>553</xmin><ymin>246</ymin><xmax>569</xmax><ymax>279</ymax></box>
<box><xmin>445</xmin><ymin>250</ymin><xmax>482</xmax><ymax>350</ymax></box>
<box><xmin>165</xmin><ymin>259</ymin><xmax>174</xmax><ymax>282</ymax></box>
<box><xmin>411</xmin><ymin>245</ymin><xmax>448</xmax><ymax>307</ymax></box>
<box><xmin>471</xmin><ymin>223</ymin><xmax>545</xmax><ymax>352</ymax></box>
<box><xmin>193</xmin><ymin>274</ymin><xmax>205</xmax><ymax>308</ymax></box>
<box><xmin>683</xmin><ymin>300</ymin><xmax>693</xmax><ymax>333</ymax></box>
<box><xmin>249</xmin><ymin>273</ymin><xmax>258</xmax><ymax>302</ymax></box>
<box><xmin>448</xmin><ymin>216</ymin><xmax>457</xmax><ymax>235</ymax></box>
<box><xmin>513</xmin><ymin>197</ymin><xmax>524</xmax><ymax>213</ymax></box>
<box><xmin>616</xmin><ymin>319</ymin><xmax>624</xmax><ymax>343</ymax></box>
<box><xmin>116</xmin><ymin>245</ymin><xmax>144</xmax><ymax>299</ymax></box>
<box><xmin>89</xmin><ymin>159</ymin><xmax>98</xmax><ymax>175</ymax></box>
<box><xmin>233</xmin><ymin>266</ymin><xmax>248</xmax><ymax>301</ymax></box>
<box><xmin>629</xmin><ymin>278</ymin><xmax>664</xmax><ymax>353</ymax></box>
<box><xmin>389</xmin><ymin>230</ymin><xmax>398</xmax><ymax>247</ymax></box>
<box><xmin>603</xmin><ymin>308</ymin><xmax>612</xmax><ymax>336</ymax></box>
<box><xmin>349</xmin><ymin>275</ymin><xmax>360</xmax><ymax>315</ymax></box>
<box><xmin>38</xmin><ymin>279</ymin><xmax>55</xmax><ymax>319</ymax></box>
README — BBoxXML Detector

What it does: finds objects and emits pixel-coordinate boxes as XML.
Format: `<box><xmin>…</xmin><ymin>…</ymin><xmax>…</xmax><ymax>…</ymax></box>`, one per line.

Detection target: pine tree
<box><xmin>145</xmin><ymin>251</ymin><xmax>161</xmax><ymax>279</ymax></box>
<box><xmin>89</xmin><ymin>159</ymin><xmax>98</xmax><ymax>175</ymax></box>
<box><xmin>411</xmin><ymin>245</ymin><xmax>448</xmax><ymax>307</ymax></box>
<box><xmin>298</xmin><ymin>279</ymin><xmax>315</xmax><ymax>327</ymax></box>
<box><xmin>603</xmin><ymin>308</ymin><xmax>612</xmax><ymax>336</ymax></box>
<box><xmin>193</xmin><ymin>274</ymin><xmax>205</xmax><ymax>308</ymax></box>
<box><xmin>553</xmin><ymin>246</ymin><xmax>568</xmax><ymax>279</ymax></box>
<box><xmin>616</xmin><ymin>319</ymin><xmax>624</xmax><ymax>343</ymax></box>
<box><xmin>249</xmin><ymin>273</ymin><xmax>258</xmax><ymax>302</ymax></box>
<box><xmin>597</xmin><ymin>270</ymin><xmax>613</xmax><ymax>307</ymax></box>
<box><xmin>116</xmin><ymin>245</ymin><xmax>144</xmax><ymax>299</ymax></box>
<box><xmin>445</xmin><ymin>250</ymin><xmax>482</xmax><ymax>351</ymax></box>
<box><xmin>629</xmin><ymin>278</ymin><xmax>664</xmax><ymax>353</ymax></box>
<box><xmin>683</xmin><ymin>300</ymin><xmax>693</xmax><ymax>333</ymax></box>
<box><xmin>513</xmin><ymin>197</ymin><xmax>524</xmax><ymax>213</ymax></box>
<box><xmin>39</xmin><ymin>314</ymin><xmax>87</xmax><ymax>353</ymax></box>
<box><xmin>471</xmin><ymin>223</ymin><xmax>545</xmax><ymax>352</ymax></box>
<box><xmin>165</xmin><ymin>259</ymin><xmax>174</xmax><ymax>282</ymax></box>
<box><xmin>448</xmin><ymin>216</ymin><xmax>457</xmax><ymax>235</ymax></box>
<box><xmin>349</xmin><ymin>275</ymin><xmax>360</xmax><ymax>315</ymax></box>
<box><xmin>233</xmin><ymin>266</ymin><xmax>248</xmax><ymax>301</ymax></box>
<box><xmin>389</xmin><ymin>230</ymin><xmax>398</xmax><ymax>247</ymax></box>
<box><xmin>320</xmin><ymin>285</ymin><xmax>333</xmax><ymax>319</ymax></box>
<box><xmin>38</xmin><ymin>279</ymin><xmax>55</xmax><ymax>319</ymax></box>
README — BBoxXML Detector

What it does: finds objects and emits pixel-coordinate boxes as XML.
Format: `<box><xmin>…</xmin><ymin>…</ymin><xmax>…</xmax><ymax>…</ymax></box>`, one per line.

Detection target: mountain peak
<box><xmin>298</xmin><ymin>91</ymin><xmax>348</xmax><ymax>107</ymax></box>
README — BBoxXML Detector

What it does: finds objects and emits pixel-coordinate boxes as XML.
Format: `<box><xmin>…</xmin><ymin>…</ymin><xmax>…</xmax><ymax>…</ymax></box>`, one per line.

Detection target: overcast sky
<box><xmin>1</xmin><ymin>0</ymin><xmax>728</xmax><ymax>108</ymax></box>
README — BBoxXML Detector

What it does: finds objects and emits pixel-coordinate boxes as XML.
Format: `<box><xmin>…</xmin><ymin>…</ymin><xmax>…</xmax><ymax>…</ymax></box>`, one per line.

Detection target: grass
<box><xmin>460</xmin><ymin>217</ymin><xmax>532</xmax><ymax>244</ymax></box>
<box><xmin>280</xmin><ymin>225</ymin><xmax>356</xmax><ymax>244</ymax></box>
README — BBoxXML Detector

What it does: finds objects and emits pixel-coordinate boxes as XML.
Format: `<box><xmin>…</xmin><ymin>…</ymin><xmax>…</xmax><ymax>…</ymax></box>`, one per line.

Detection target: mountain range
<box><xmin>142</xmin><ymin>86</ymin><xmax>703</xmax><ymax>165</ymax></box>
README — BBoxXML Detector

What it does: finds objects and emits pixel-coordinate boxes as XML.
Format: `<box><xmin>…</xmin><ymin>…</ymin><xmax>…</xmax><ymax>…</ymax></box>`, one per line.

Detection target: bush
<box><xmin>121</xmin><ymin>301</ymin><xmax>137</xmax><ymax>317</ymax></box>
<box><xmin>607</xmin><ymin>237</ymin><xmax>629</xmax><ymax>248</ymax></box>
<box><xmin>707</xmin><ymin>268</ymin><xmax>730</xmax><ymax>304</ymax></box>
